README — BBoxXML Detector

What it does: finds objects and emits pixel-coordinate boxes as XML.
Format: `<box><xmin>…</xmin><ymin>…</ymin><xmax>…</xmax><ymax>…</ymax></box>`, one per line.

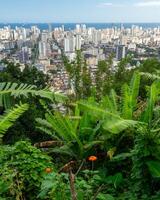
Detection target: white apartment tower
<box><xmin>75</xmin><ymin>34</ymin><xmax>82</xmax><ymax>50</ymax></box>
<box><xmin>64</xmin><ymin>35</ymin><xmax>77</xmax><ymax>52</ymax></box>
<box><xmin>39</xmin><ymin>42</ymin><xmax>47</xmax><ymax>59</ymax></box>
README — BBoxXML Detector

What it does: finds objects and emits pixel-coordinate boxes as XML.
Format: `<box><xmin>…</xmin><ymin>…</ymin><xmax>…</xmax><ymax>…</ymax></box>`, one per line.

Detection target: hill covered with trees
<box><xmin>1</xmin><ymin>57</ymin><xmax>160</xmax><ymax>199</ymax></box>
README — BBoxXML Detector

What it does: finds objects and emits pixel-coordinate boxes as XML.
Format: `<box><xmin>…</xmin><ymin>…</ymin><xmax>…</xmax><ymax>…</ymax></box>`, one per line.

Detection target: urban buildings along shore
<box><xmin>0</xmin><ymin>23</ymin><xmax>160</xmax><ymax>91</ymax></box>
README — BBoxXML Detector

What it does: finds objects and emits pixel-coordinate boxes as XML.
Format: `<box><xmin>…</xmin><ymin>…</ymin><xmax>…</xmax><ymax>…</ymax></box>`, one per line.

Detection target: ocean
<box><xmin>0</xmin><ymin>23</ymin><xmax>160</xmax><ymax>30</ymax></box>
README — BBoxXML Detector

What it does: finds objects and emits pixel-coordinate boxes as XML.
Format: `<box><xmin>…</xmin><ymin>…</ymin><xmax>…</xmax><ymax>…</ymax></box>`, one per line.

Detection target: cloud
<box><xmin>97</xmin><ymin>2</ymin><xmax>125</xmax><ymax>8</ymax></box>
<box><xmin>97</xmin><ymin>2</ymin><xmax>113</xmax><ymax>7</ymax></box>
<box><xmin>98</xmin><ymin>1</ymin><xmax>160</xmax><ymax>8</ymax></box>
<box><xmin>135</xmin><ymin>0</ymin><xmax>160</xmax><ymax>7</ymax></box>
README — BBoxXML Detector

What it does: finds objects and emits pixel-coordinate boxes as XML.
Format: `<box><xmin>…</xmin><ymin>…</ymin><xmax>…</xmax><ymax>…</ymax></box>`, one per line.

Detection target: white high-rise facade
<box><xmin>39</xmin><ymin>42</ymin><xmax>47</xmax><ymax>59</ymax></box>
<box><xmin>75</xmin><ymin>34</ymin><xmax>82</xmax><ymax>50</ymax></box>
<box><xmin>92</xmin><ymin>30</ymin><xmax>101</xmax><ymax>45</ymax></box>
<box><xmin>64</xmin><ymin>37</ymin><xmax>70</xmax><ymax>52</ymax></box>
<box><xmin>64</xmin><ymin>35</ymin><xmax>77</xmax><ymax>52</ymax></box>
<box><xmin>76</xmin><ymin>24</ymin><xmax>81</xmax><ymax>33</ymax></box>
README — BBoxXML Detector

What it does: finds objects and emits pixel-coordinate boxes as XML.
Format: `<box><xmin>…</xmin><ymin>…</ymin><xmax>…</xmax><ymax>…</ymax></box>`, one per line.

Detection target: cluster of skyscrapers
<box><xmin>0</xmin><ymin>23</ymin><xmax>160</xmax><ymax>91</ymax></box>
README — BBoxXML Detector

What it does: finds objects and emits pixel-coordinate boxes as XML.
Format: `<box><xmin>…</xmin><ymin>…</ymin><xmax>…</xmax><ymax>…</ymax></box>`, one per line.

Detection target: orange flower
<box><xmin>45</xmin><ymin>167</ymin><xmax>52</xmax><ymax>173</ymax></box>
<box><xmin>88</xmin><ymin>156</ymin><xmax>97</xmax><ymax>162</ymax></box>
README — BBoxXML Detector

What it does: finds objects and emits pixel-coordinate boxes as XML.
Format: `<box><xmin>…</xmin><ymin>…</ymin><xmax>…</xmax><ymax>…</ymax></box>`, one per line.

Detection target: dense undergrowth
<box><xmin>1</xmin><ymin>57</ymin><xmax>160</xmax><ymax>199</ymax></box>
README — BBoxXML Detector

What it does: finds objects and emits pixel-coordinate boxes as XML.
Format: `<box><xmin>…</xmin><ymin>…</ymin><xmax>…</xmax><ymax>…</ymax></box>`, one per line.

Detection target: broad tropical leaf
<box><xmin>121</xmin><ymin>83</ymin><xmax>132</xmax><ymax>119</ymax></box>
<box><xmin>110</xmin><ymin>89</ymin><xmax>118</xmax><ymax>113</ymax></box>
<box><xmin>121</xmin><ymin>72</ymin><xmax>140</xmax><ymax>119</ymax></box>
<box><xmin>147</xmin><ymin>160</ymin><xmax>160</xmax><ymax>178</ymax></box>
<box><xmin>105</xmin><ymin>173</ymin><xmax>123</xmax><ymax>188</ymax></box>
<box><xmin>130</xmin><ymin>71</ymin><xmax>140</xmax><ymax>109</ymax></box>
<box><xmin>141</xmin><ymin>81</ymin><xmax>160</xmax><ymax>125</ymax></box>
<box><xmin>97</xmin><ymin>194</ymin><xmax>115</xmax><ymax>200</ymax></box>
<box><xmin>78</xmin><ymin>101</ymin><xmax>138</xmax><ymax>134</ymax></box>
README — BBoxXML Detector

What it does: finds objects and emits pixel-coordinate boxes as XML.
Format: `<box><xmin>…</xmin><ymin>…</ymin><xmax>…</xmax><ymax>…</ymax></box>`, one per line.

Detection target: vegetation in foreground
<box><xmin>1</xmin><ymin>57</ymin><xmax>160</xmax><ymax>199</ymax></box>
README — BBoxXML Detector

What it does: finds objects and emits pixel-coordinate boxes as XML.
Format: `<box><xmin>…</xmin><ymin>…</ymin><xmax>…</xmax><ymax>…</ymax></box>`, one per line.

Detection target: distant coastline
<box><xmin>1</xmin><ymin>23</ymin><xmax>160</xmax><ymax>30</ymax></box>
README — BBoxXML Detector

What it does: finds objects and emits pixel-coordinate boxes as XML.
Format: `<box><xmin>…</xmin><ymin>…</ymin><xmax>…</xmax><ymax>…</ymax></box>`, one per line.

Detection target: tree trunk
<box><xmin>69</xmin><ymin>170</ymin><xmax>77</xmax><ymax>200</ymax></box>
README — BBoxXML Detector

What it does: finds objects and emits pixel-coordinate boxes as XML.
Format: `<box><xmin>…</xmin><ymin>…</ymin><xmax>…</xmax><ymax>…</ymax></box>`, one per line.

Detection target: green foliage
<box><xmin>95</xmin><ymin>56</ymin><xmax>113</xmax><ymax>99</ymax></box>
<box><xmin>141</xmin><ymin>81</ymin><xmax>160</xmax><ymax>126</ymax></box>
<box><xmin>38</xmin><ymin>172</ymin><xmax>71</xmax><ymax>199</ymax></box>
<box><xmin>2</xmin><ymin>57</ymin><xmax>160</xmax><ymax>199</ymax></box>
<box><xmin>0</xmin><ymin>82</ymin><xmax>66</xmax><ymax>109</ymax></box>
<box><xmin>147</xmin><ymin>161</ymin><xmax>160</xmax><ymax>178</ymax></box>
<box><xmin>63</xmin><ymin>51</ymin><xmax>92</xmax><ymax>100</ymax></box>
<box><xmin>97</xmin><ymin>194</ymin><xmax>115</xmax><ymax>200</ymax></box>
<box><xmin>121</xmin><ymin>72</ymin><xmax>140</xmax><ymax>119</ymax></box>
<box><xmin>39</xmin><ymin>170</ymin><xmax>117</xmax><ymax>200</ymax></box>
<box><xmin>0</xmin><ymin>103</ymin><xmax>29</xmax><ymax>137</ymax></box>
<box><xmin>0</xmin><ymin>61</ymin><xmax>67</xmax><ymax>144</ymax></box>
<box><xmin>0</xmin><ymin>141</ymin><xmax>52</xmax><ymax>199</ymax></box>
<box><xmin>0</xmin><ymin>60</ymin><xmax>50</xmax><ymax>88</ymax></box>
<box><xmin>36</xmin><ymin>105</ymin><xmax>102</xmax><ymax>159</ymax></box>
<box><xmin>78</xmin><ymin>100</ymin><xmax>138</xmax><ymax>134</ymax></box>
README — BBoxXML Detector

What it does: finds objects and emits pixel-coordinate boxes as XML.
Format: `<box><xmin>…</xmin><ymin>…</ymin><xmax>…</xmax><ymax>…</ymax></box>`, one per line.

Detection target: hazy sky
<box><xmin>1</xmin><ymin>0</ymin><xmax>160</xmax><ymax>23</ymax></box>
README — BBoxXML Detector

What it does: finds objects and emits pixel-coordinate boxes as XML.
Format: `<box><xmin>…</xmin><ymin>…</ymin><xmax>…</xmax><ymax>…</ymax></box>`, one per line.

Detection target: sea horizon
<box><xmin>1</xmin><ymin>22</ymin><xmax>160</xmax><ymax>30</ymax></box>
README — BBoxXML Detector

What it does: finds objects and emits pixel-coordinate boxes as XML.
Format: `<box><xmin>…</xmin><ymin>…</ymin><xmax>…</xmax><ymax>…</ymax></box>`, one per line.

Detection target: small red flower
<box><xmin>88</xmin><ymin>156</ymin><xmax>97</xmax><ymax>162</ymax></box>
<box><xmin>45</xmin><ymin>167</ymin><xmax>52</xmax><ymax>173</ymax></box>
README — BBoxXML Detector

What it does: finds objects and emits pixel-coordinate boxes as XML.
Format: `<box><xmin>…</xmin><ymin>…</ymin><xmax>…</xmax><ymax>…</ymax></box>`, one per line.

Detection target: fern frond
<box><xmin>36</xmin><ymin>118</ymin><xmax>61</xmax><ymax>140</ymax></box>
<box><xmin>36</xmin><ymin>118</ymin><xmax>53</xmax><ymax>129</ymax></box>
<box><xmin>50</xmin><ymin>145</ymin><xmax>76</xmax><ymax>157</ymax></box>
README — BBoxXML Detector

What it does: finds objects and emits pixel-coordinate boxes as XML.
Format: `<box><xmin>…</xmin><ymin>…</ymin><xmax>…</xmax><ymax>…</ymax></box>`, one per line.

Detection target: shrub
<box><xmin>0</xmin><ymin>141</ymin><xmax>53</xmax><ymax>199</ymax></box>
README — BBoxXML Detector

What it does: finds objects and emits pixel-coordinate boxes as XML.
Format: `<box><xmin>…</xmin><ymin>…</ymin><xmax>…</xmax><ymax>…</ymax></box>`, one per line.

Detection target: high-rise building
<box><xmin>19</xmin><ymin>47</ymin><xmax>29</xmax><ymax>63</ymax></box>
<box><xmin>64</xmin><ymin>37</ymin><xmax>70</xmax><ymax>52</ymax></box>
<box><xmin>41</xmin><ymin>31</ymin><xmax>48</xmax><ymax>42</ymax></box>
<box><xmin>92</xmin><ymin>30</ymin><xmax>101</xmax><ymax>45</ymax></box>
<box><xmin>21</xmin><ymin>28</ymin><xmax>27</xmax><ymax>40</ymax></box>
<box><xmin>48</xmin><ymin>24</ymin><xmax>52</xmax><ymax>33</ymax></box>
<box><xmin>48</xmin><ymin>24</ymin><xmax>53</xmax><ymax>39</ymax></box>
<box><xmin>116</xmin><ymin>45</ymin><xmax>126</xmax><ymax>61</ymax></box>
<box><xmin>76</xmin><ymin>24</ymin><xmax>81</xmax><ymax>33</ymax></box>
<box><xmin>64</xmin><ymin>35</ymin><xmax>76</xmax><ymax>52</ymax></box>
<box><xmin>82</xmin><ymin>24</ymin><xmax>87</xmax><ymax>33</ymax></box>
<box><xmin>75</xmin><ymin>34</ymin><xmax>82</xmax><ymax>50</ymax></box>
<box><xmin>39</xmin><ymin>42</ymin><xmax>47</xmax><ymax>59</ymax></box>
<box><xmin>62</xmin><ymin>25</ymin><xmax>65</xmax><ymax>32</ymax></box>
<box><xmin>70</xmin><ymin>36</ymin><xmax>76</xmax><ymax>51</ymax></box>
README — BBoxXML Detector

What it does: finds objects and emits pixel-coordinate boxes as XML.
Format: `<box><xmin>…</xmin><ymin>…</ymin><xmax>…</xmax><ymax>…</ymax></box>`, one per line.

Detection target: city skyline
<box><xmin>1</xmin><ymin>0</ymin><xmax>160</xmax><ymax>23</ymax></box>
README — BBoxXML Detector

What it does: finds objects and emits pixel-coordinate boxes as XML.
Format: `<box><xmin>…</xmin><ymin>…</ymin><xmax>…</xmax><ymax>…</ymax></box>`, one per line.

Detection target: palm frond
<box><xmin>36</xmin><ymin>118</ymin><xmax>61</xmax><ymax>140</ymax></box>
<box><xmin>0</xmin><ymin>82</ymin><xmax>67</xmax><ymax>108</ymax></box>
<box><xmin>140</xmin><ymin>72</ymin><xmax>160</xmax><ymax>81</ymax></box>
<box><xmin>50</xmin><ymin>145</ymin><xmax>76</xmax><ymax>157</ymax></box>
<box><xmin>0</xmin><ymin>103</ymin><xmax>29</xmax><ymax>137</ymax></box>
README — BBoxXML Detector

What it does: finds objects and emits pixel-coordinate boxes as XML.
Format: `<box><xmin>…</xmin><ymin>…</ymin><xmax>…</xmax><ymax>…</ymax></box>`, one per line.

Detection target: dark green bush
<box><xmin>0</xmin><ymin>141</ymin><xmax>53</xmax><ymax>199</ymax></box>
